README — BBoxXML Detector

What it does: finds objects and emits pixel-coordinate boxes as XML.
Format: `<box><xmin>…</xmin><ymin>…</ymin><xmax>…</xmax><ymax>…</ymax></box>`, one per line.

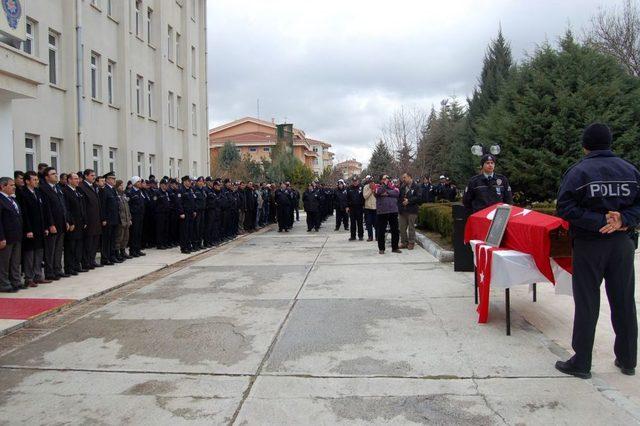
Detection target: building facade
<box><xmin>209</xmin><ymin>117</ymin><xmax>334</xmax><ymax>174</ymax></box>
<box><xmin>335</xmin><ymin>159</ymin><xmax>363</xmax><ymax>179</ymax></box>
<box><xmin>0</xmin><ymin>0</ymin><xmax>209</xmax><ymax>178</ymax></box>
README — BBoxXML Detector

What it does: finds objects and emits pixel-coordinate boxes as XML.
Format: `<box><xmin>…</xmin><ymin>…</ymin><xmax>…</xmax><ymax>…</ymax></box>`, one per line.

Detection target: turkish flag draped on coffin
<box><xmin>464</xmin><ymin>204</ymin><xmax>572</xmax><ymax>283</ymax></box>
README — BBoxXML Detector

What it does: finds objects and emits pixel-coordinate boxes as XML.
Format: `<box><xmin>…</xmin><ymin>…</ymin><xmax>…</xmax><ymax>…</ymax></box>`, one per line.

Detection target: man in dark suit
<box><xmin>62</xmin><ymin>173</ymin><xmax>87</xmax><ymax>275</ymax></box>
<box><xmin>126</xmin><ymin>176</ymin><xmax>146</xmax><ymax>257</ymax></box>
<box><xmin>78</xmin><ymin>169</ymin><xmax>102</xmax><ymax>270</ymax></box>
<box><xmin>16</xmin><ymin>171</ymin><xmax>51</xmax><ymax>287</ymax></box>
<box><xmin>0</xmin><ymin>177</ymin><xmax>24</xmax><ymax>292</ymax></box>
<box><xmin>99</xmin><ymin>172</ymin><xmax>120</xmax><ymax>265</ymax></box>
<box><xmin>39</xmin><ymin>167</ymin><xmax>69</xmax><ymax>280</ymax></box>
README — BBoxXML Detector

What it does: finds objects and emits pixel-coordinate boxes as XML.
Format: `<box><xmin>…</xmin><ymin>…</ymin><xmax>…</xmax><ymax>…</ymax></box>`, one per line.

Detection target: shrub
<box><xmin>417</xmin><ymin>203</ymin><xmax>454</xmax><ymax>241</ymax></box>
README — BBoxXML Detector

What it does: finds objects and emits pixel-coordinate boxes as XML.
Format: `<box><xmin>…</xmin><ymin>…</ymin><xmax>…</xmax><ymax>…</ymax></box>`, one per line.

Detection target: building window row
<box><xmin>24</xmin><ymin>135</ymin><xmax>63</xmax><ymax>172</ymax></box>
<box><xmin>89</xmin><ymin>51</ymin><xmax>117</xmax><ymax>105</ymax></box>
<box><xmin>133</xmin><ymin>74</ymin><xmax>155</xmax><ymax>119</ymax></box>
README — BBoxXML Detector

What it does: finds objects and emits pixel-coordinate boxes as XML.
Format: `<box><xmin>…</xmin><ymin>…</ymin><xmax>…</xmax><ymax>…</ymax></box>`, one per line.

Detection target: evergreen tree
<box><xmin>367</xmin><ymin>140</ymin><xmax>396</xmax><ymax>178</ymax></box>
<box><xmin>477</xmin><ymin>30</ymin><xmax>640</xmax><ymax>202</ymax></box>
<box><xmin>218</xmin><ymin>141</ymin><xmax>241</xmax><ymax>169</ymax></box>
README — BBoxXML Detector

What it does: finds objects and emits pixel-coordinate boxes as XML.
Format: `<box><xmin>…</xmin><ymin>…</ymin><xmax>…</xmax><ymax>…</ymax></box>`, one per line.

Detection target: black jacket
<box><xmin>334</xmin><ymin>187</ymin><xmax>348</xmax><ymax>210</ymax></box>
<box><xmin>99</xmin><ymin>185</ymin><xmax>120</xmax><ymax>226</ymax></box>
<box><xmin>154</xmin><ymin>189</ymin><xmax>172</xmax><ymax>215</ymax></box>
<box><xmin>78</xmin><ymin>181</ymin><xmax>101</xmax><ymax>236</ymax></box>
<box><xmin>275</xmin><ymin>189</ymin><xmax>291</xmax><ymax>208</ymax></box>
<box><xmin>40</xmin><ymin>182</ymin><xmax>69</xmax><ymax>232</ymax></box>
<box><xmin>0</xmin><ymin>194</ymin><xmax>23</xmax><ymax>245</ymax></box>
<box><xmin>194</xmin><ymin>186</ymin><xmax>207</xmax><ymax>211</ymax></box>
<box><xmin>463</xmin><ymin>174</ymin><xmax>512</xmax><ymax>213</ymax></box>
<box><xmin>346</xmin><ymin>186</ymin><xmax>365</xmax><ymax>210</ymax></box>
<box><xmin>398</xmin><ymin>182</ymin><xmax>422</xmax><ymax>215</ymax></box>
<box><xmin>127</xmin><ymin>188</ymin><xmax>146</xmax><ymax>218</ymax></box>
<box><xmin>62</xmin><ymin>186</ymin><xmax>86</xmax><ymax>240</ymax></box>
<box><xmin>303</xmin><ymin>189</ymin><xmax>320</xmax><ymax>212</ymax></box>
<box><xmin>177</xmin><ymin>185</ymin><xmax>196</xmax><ymax>215</ymax></box>
<box><xmin>17</xmin><ymin>187</ymin><xmax>50</xmax><ymax>250</ymax></box>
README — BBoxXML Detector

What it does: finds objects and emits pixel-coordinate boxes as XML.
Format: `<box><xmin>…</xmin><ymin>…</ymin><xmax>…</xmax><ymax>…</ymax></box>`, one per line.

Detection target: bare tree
<box><xmin>380</xmin><ymin>106</ymin><xmax>428</xmax><ymax>175</ymax></box>
<box><xmin>585</xmin><ymin>0</ymin><xmax>640</xmax><ymax>77</ymax></box>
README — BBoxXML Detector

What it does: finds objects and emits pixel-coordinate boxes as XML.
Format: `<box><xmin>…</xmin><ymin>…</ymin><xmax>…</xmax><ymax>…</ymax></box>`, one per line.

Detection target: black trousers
<box><xmin>64</xmin><ymin>234</ymin><xmax>83</xmax><ymax>272</ymax></box>
<box><xmin>335</xmin><ymin>209</ymin><xmax>348</xmax><ymax>230</ymax></box>
<box><xmin>169</xmin><ymin>211</ymin><xmax>179</xmax><ymax>245</ymax></box>
<box><xmin>376</xmin><ymin>213</ymin><xmax>399</xmax><ymax>252</ymax></box>
<box><xmin>306</xmin><ymin>210</ymin><xmax>320</xmax><ymax>230</ymax></box>
<box><xmin>364</xmin><ymin>208</ymin><xmax>377</xmax><ymax>239</ymax></box>
<box><xmin>277</xmin><ymin>206</ymin><xmax>289</xmax><ymax>230</ymax></box>
<box><xmin>349</xmin><ymin>209</ymin><xmax>364</xmax><ymax>239</ymax></box>
<box><xmin>194</xmin><ymin>210</ymin><xmax>205</xmax><ymax>246</ymax></box>
<box><xmin>82</xmin><ymin>234</ymin><xmax>99</xmax><ymax>268</ymax></box>
<box><xmin>101</xmin><ymin>225</ymin><xmax>116</xmax><ymax>263</ymax></box>
<box><xmin>130</xmin><ymin>215</ymin><xmax>144</xmax><ymax>254</ymax></box>
<box><xmin>205</xmin><ymin>209</ymin><xmax>215</xmax><ymax>244</ymax></box>
<box><xmin>571</xmin><ymin>234</ymin><xmax>637</xmax><ymax>371</ymax></box>
<box><xmin>155</xmin><ymin>213</ymin><xmax>169</xmax><ymax>247</ymax></box>
<box><xmin>179</xmin><ymin>215</ymin><xmax>193</xmax><ymax>251</ymax></box>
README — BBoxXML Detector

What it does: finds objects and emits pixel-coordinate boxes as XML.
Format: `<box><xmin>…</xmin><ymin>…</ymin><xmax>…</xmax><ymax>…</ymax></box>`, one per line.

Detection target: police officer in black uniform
<box><xmin>555</xmin><ymin>123</ymin><xmax>640</xmax><ymax>379</ymax></box>
<box><xmin>154</xmin><ymin>178</ymin><xmax>171</xmax><ymax>249</ymax></box>
<box><xmin>275</xmin><ymin>182</ymin><xmax>291</xmax><ymax>232</ymax></box>
<box><xmin>193</xmin><ymin>177</ymin><xmax>206</xmax><ymax>250</ymax></box>
<box><xmin>334</xmin><ymin>180</ymin><xmax>349</xmax><ymax>231</ymax></box>
<box><xmin>177</xmin><ymin>176</ymin><xmax>197</xmax><ymax>254</ymax></box>
<box><xmin>127</xmin><ymin>176</ymin><xmax>146</xmax><ymax>257</ymax></box>
<box><xmin>203</xmin><ymin>177</ymin><xmax>216</xmax><ymax>247</ymax></box>
<box><xmin>463</xmin><ymin>154</ymin><xmax>513</xmax><ymax>213</ymax></box>
<box><xmin>168</xmin><ymin>179</ymin><xmax>180</xmax><ymax>247</ymax></box>
<box><xmin>346</xmin><ymin>176</ymin><xmax>365</xmax><ymax>241</ymax></box>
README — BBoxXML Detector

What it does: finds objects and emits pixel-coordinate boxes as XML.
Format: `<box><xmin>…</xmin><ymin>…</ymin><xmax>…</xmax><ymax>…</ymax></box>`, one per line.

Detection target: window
<box><xmin>191</xmin><ymin>46</ymin><xmax>196</xmax><ymax>77</ymax></box>
<box><xmin>148</xmin><ymin>154</ymin><xmax>155</xmax><ymax>176</ymax></box>
<box><xmin>136</xmin><ymin>75</ymin><xmax>143</xmax><ymax>115</ymax></box>
<box><xmin>191</xmin><ymin>103</ymin><xmax>197</xmax><ymax>133</ymax></box>
<box><xmin>147</xmin><ymin>81</ymin><xmax>154</xmax><ymax>118</ymax></box>
<box><xmin>192</xmin><ymin>161</ymin><xmax>197</xmax><ymax>176</ymax></box>
<box><xmin>23</xmin><ymin>19</ymin><xmax>36</xmax><ymax>55</ymax></box>
<box><xmin>92</xmin><ymin>145</ymin><xmax>103</xmax><ymax>174</ymax></box>
<box><xmin>167</xmin><ymin>26</ymin><xmax>174</xmax><ymax>61</ymax></box>
<box><xmin>137</xmin><ymin>152</ymin><xmax>144</xmax><ymax>177</ymax></box>
<box><xmin>108</xmin><ymin>148</ymin><xmax>117</xmax><ymax>173</ymax></box>
<box><xmin>175</xmin><ymin>32</ymin><xmax>181</xmax><ymax>65</ymax></box>
<box><xmin>249</xmin><ymin>147</ymin><xmax>257</xmax><ymax>152</ymax></box>
<box><xmin>25</xmin><ymin>135</ymin><xmax>38</xmax><ymax>171</ymax></box>
<box><xmin>169</xmin><ymin>158</ymin><xmax>175</xmax><ymax>178</ymax></box>
<box><xmin>90</xmin><ymin>52</ymin><xmax>101</xmax><ymax>99</ymax></box>
<box><xmin>147</xmin><ymin>7</ymin><xmax>153</xmax><ymax>44</ymax></box>
<box><xmin>176</xmin><ymin>95</ymin><xmax>182</xmax><ymax>128</ymax></box>
<box><xmin>50</xmin><ymin>138</ymin><xmax>61</xmax><ymax>170</ymax></box>
<box><xmin>263</xmin><ymin>147</ymin><xmax>270</xmax><ymax>152</ymax></box>
<box><xmin>135</xmin><ymin>0</ymin><xmax>142</xmax><ymax>37</ymax></box>
<box><xmin>48</xmin><ymin>31</ymin><xmax>59</xmax><ymax>85</ymax></box>
<box><xmin>107</xmin><ymin>60</ymin><xmax>115</xmax><ymax>104</ymax></box>
<box><xmin>177</xmin><ymin>159</ymin><xmax>182</xmax><ymax>177</ymax></box>
<box><xmin>167</xmin><ymin>91</ymin><xmax>175</xmax><ymax>126</ymax></box>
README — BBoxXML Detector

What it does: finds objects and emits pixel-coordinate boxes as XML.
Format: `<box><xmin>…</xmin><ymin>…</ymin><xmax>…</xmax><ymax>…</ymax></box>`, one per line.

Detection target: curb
<box><xmin>415</xmin><ymin>232</ymin><xmax>454</xmax><ymax>263</ymax></box>
<box><xmin>0</xmin><ymin>226</ymin><xmax>274</xmax><ymax>338</ymax></box>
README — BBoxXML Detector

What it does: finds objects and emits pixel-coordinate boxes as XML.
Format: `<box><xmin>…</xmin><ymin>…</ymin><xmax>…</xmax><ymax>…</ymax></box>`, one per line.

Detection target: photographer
<box><xmin>374</xmin><ymin>175</ymin><xmax>401</xmax><ymax>254</ymax></box>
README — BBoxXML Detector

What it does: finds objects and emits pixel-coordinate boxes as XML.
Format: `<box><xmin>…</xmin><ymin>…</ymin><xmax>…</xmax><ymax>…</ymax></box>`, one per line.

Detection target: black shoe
<box><xmin>359</xmin><ymin>237</ymin><xmax>364</xmax><ymax>241</ymax></box>
<box><xmin>348</xmin><ymin>238</ymin><xmax>356</xmax><ymax>241</ymax></box>
<box><xmin>0</xmin><ymin>286</ymin><xmax>17</xmax><ymax>293</ymax></box>
<box><xmin>307</xmin><ymin>229</ymin><xmax>312</xmax><ymax>232</ymax></box>
<box><xmin>79</xmin><ymin>268</ymin><xmax>90</xmax><ymax>273</ymax></box>
<box><xmin>92</xmin><ymin>263</ymin><xmax>104</xmax><ymax>268</ymax></box>
<box><xmin>554</xmin><ymin>360</ymin><xmax>591</xmax><ymax>379</ymax></box>
<box><xmin>392</xmin><ymin>249</ymin><xmax>402</xmax><ymax>254</ymax></box>
<box><xmin>181</xmin><ymin>249</ymin><xmax>191</xmax><ymax>254</ymax></box>
<box><xmin>66</xmin><ymin>271</ymin><xmax>79</xmax><ymax>276</ymax></box>
<box><xmin>334</xmin><ymin>228</ymin><xmax>339</xmax><ymax>231</ymax></box>
<box><xmin>615</xmin><ymin>359</ymin><xmax>635</xmax><ymax>376</ymax></box>
<box><xmin>45</xmin><ymin>275</ymin><xmax>59</xmax><ymax>281</ymax></box>
<box><xmin>101</xmin><ymin>261</ymin><xmax>114</xmax><ymax>266</ymax></box>
<box><xmin>130</xmin><ymin>252</ymin><xmax>140</xmax><ymax>258</ymax></box>
<box><xmin>110</xmin><ymin>258</ymin><xmax>123</xmax><ymax>264</ymax></box>
<box><xmin>58</xmin><ymin>273</ymin><xmax>71</xmax><ymax>278</ymax></box>
<box><xmin>138</xmin><ymin>252</ymin><xmax>146</xmax><ymax>257</ymax></box>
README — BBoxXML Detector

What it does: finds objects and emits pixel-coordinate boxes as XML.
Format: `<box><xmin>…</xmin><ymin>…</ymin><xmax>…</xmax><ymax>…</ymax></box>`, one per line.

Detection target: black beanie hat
<box><xmin>582</xmin><ymin>123</ymin><xmax>612</xmax><ymax>151</ymax></box>
<box><xmin>480</xmin><ymin>154</ymin><xmax>496</xmax><ymax>166</ymax></box>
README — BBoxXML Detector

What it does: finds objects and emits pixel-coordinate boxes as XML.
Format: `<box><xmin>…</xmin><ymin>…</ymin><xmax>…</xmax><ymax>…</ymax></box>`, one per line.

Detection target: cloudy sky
<box><xmin>207</xmin><ymin>0</ymin><xmax>619</xmax><ymax>165</ymax></box>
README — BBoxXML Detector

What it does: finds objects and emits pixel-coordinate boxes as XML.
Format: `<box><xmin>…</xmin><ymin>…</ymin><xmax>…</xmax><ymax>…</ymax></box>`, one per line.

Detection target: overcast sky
<box><xmin>207</xmin><ymin>0</ymin><xmax>619</xmax><ymax>165</ymax></box>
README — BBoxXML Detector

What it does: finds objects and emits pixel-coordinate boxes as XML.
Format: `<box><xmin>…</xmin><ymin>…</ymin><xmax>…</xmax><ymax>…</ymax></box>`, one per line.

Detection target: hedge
<box><xmin>417</xmin><ymin>203</ymin><xmax>454</xmax><ymax>242</ymax></box>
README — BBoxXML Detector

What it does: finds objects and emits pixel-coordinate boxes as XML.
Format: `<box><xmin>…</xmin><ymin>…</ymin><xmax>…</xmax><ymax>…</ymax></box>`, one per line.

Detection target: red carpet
<box><xmin>0</xmin><ymin>298</ymin><xmax>74</xmax><ymax>320</ymax></box>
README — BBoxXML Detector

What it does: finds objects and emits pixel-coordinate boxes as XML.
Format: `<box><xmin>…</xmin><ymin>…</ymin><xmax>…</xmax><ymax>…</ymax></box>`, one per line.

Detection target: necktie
<box><xmin>10</xmin><ymin>197</ymin><xmax>20</xmax><ymax>214</ymax></box>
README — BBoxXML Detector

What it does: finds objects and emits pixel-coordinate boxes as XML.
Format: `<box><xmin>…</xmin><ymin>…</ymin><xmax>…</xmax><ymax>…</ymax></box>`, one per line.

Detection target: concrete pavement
<box><xmin>0</xmin><ymin>217</ymin><xmax>638</xmax><ymax>424</ymax></box>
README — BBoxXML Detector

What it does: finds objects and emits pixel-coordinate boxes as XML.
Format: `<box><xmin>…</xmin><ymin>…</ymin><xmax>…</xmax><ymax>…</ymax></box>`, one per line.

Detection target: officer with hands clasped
<box><xmin>463</xmin><ymin>154</ymin><xmax>513</xmax><ymax>213</ymax></box>
<box><xmin>555</xmin><ymin>123</ymin><xmax>640</xmax><ymax>379</ymax></box>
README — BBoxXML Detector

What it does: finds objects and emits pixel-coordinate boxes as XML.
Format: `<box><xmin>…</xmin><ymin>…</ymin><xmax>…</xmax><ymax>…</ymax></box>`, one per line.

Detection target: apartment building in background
<box><xmin>0</xmin><ymin>0</ymin><xmax>209</xmax><ymax>178</ymax></box>
<box><xmin>209</xmin><ymin>117</ymin><xmax>334</xmax><ymax>174</ymax></box>
<box><xmin>335</xmin><ymin>158</ymin><xmax>363</xmax><ymax>179</ymax></box>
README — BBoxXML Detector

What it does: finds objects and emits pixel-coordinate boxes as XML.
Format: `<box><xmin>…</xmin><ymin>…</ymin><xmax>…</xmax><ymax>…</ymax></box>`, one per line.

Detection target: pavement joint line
<box><xmin>0</xmin><ymin>226</ymin><xmax>274</xmax><ymax>356</ymax></box>
<box><xmin>472</xmin><ymin>377</ymin><xmax>509</xmax><ymax>425</ymax></box>
<box><xmin>228</xmin><ymin>235</ymin><xmax>330</xmax><ymax>426</ymax></box>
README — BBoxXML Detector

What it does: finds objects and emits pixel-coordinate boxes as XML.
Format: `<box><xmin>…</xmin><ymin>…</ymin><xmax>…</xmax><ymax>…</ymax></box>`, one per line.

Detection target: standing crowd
<box><xmin>0</xmin><ymin>163</ymin><xmax>296</xmax><ymax>292</ymax></box>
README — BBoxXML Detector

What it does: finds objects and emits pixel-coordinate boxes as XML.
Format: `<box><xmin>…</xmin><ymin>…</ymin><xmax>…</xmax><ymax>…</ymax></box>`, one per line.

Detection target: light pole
<box><xmin>471</xmin><ymin>144</ymin><xmax>501</xmax><ymax>157</ymax></box>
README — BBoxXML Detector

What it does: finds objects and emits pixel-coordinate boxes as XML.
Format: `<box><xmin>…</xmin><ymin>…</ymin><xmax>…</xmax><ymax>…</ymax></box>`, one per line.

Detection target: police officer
<box><xmin>462</xmin><ymin>155</ymin><xmax>513</xmax><ymax>213</ymax></box>
<box><xmin>346</xmin><ymin>176</ymin><xmax>365</xmax><ymax>241</ymax></box>
<box><xmin>275</xmin><ymin>182</ymin><xmax>291</xmax><ymax>232</ymax></box>
<box><xmin>154</xmin><ymin>178</ymin><xmax>171</xmax><ymax>249</ymax></box>
<box><xmin>177</xmin><ymin>176</ymin><xmax>197</xmax><ymax>254</ymax></box>
<box><xmin>555</xmin><ymin>123</ymin><xmax>639</xmax><ymax>379</ymax></box>
<box><xmin>168</xmin><ymin>179</ymin><xmax>180</xmax><ymax>247</ymax></box>
<box><xmin>203</xmin><ymin>177</ymin><xmax>216</xmax><ymax>247</ymax></box>
<box><xmin>193</xmin><ymin>177</ymin><xmax>206</xmax><ymax>250</ymax></box>
<box><xmin>334</xmin><ymin>180</ymin><xmax>349</xmax><ymax>231</ymax></box>
<box><xmin>127</xmin><ymin>176</ymin><xmax>146</xmax><ymax>257</ymax></box>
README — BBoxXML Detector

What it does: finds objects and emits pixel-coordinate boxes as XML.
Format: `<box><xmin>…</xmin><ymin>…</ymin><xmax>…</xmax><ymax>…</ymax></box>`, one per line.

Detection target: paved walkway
<box><xmin>0</xmin><ymin>218</ymin><xmax>638</xmax><ymax>424</ymax></box>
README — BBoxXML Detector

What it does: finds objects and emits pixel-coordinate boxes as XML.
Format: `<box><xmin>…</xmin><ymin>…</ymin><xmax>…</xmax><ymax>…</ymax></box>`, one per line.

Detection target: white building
<box><xmin>308</xmin><ymin>138</ymin><xmax>334</xmax><ymax>175</ymax></box>
<box><xmin>0</xmin><ymin>0</ymin><xmax>209</xmax><ymax>179</ymax></box>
